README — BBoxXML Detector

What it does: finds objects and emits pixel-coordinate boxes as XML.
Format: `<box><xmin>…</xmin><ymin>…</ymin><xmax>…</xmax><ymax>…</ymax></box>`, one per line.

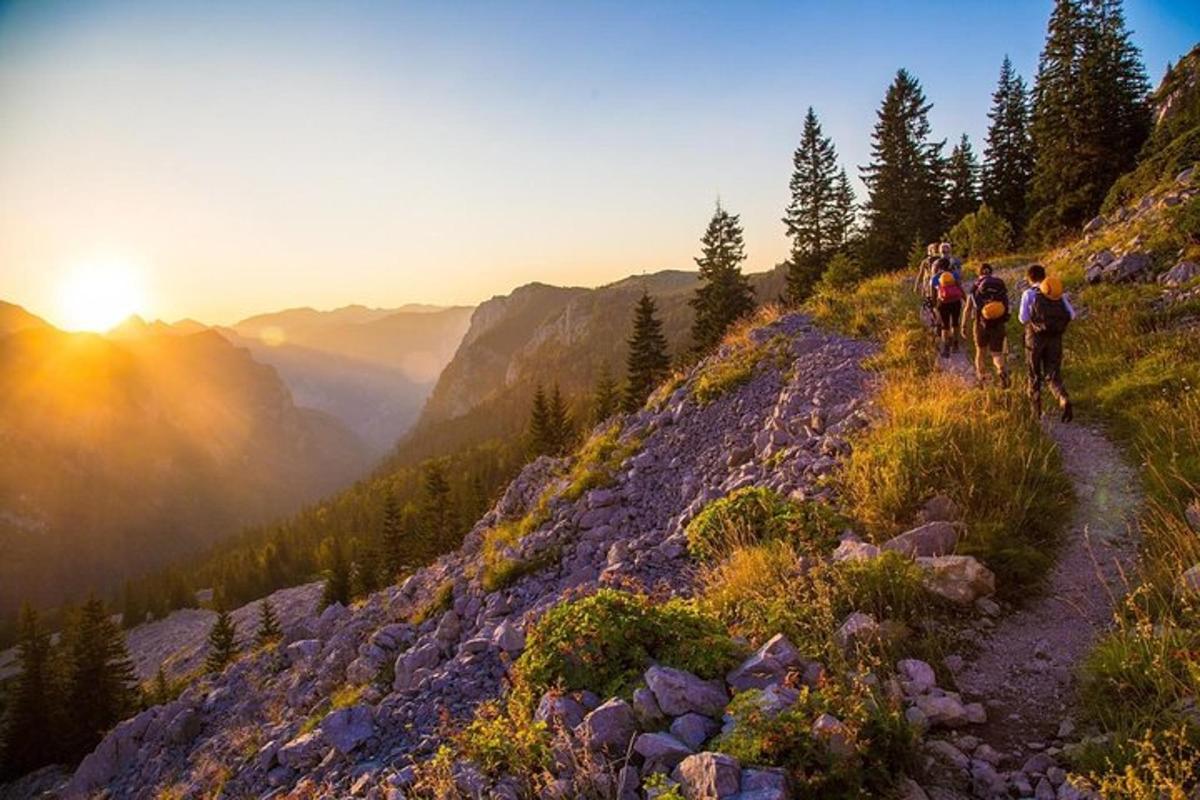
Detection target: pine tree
<box><xmin>945</xmin><ymin>134</ymin><xmax>981</xmax><ymax>225</ymax></box>
<box><xmin>784</xmin><ymin>107</ymin><xmax>840</xmax><ymax>302</ymax></box>
<box><xmin>255</xmin><ymin>598</ymin><xmax>281</xmax><ymax>647</ymax></box>
<box><xmin>590</xmin><ymin>362</ymin><xmax>622</xmax><ymax>424</ymax></box>
<box><xmin>527</xmin><ymin>385</ymin><xmax>553</xmax><ymax>457</ymax></box>
<box><xmin>1029</xmin><ymin>0</ymin><xmax>1149</xmax><ymax>240</ymax></box>
<box><xmin>829</xmin><ymin>168</ymin><xmax>858</xmax><ymax>252</ymax></box>
<box><xmin>380</xmin><ymin>493</ymin><xmax>405</xmax><ymax>579</ymax></box>
<box><xmin>321</xmin><ymin>537</ymin><xmax>352</xmax><ymax>609</ymax></box>
<box><xmin>64</xmin><ymin>597</ymin><xmax>137</xmax><ymax>759</ymax></box>
<box><xmin>982</xmin><ymin>56</ymin><xmax>1035</xmax><ymax>232</ymax></box>
<box><xmin>624</xmin><ymin>291</ymin><xmax>671</xmax><ymax>412</ymax></box>
<box><xmin>150</xmin><ymin>666</ymin><xmax>171</xmax><ymax>705</ymax></box>
<box><xmin>860</xmin><ymin>69</ymin><xmax>946</xmax><ymax>271</ymax></box>
<box><xmin>205</xmin><ymin>602</ymin><xmax>238</xmax><ymax>673</ymax></box>
<box><xmin>546</xmin><ymin>384</ymin><xmax>572</xmax><ymax>455</ymax></box>
<box><xmin>0</xmin><ymin>604</ymin><xmax>60</xmax><ymax>777</ymax></box>
<box><xmin>353</xmin><ymin>536</ymin><xmax>382</xmax><ymax>597</ymax></box>
<box><xmin>420</xmin><ymin>462</ymin><xmax>455</xmax><ymax>550</ymax></box>
<box><xmin>690</xmin><ymin>202</ymin><xmax>755</xmax><ymax>352</ymax></box>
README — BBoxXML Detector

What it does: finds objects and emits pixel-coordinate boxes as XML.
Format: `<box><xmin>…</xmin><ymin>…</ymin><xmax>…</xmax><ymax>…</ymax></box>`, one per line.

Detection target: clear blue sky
<box><xmin>0</xmin><ymin>0</ymin><xmax>1196</xmax><ymax>326</ymax></box>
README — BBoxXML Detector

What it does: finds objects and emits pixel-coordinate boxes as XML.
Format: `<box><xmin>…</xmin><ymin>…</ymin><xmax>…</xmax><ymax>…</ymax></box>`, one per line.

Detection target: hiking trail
<box><xmin>938</xmin><ymin>347</ymin><xmax>1141</xmax><ymax>761</ymax></box>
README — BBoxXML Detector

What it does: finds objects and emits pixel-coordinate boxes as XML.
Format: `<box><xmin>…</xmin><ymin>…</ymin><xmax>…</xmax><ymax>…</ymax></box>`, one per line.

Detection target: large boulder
<box><xmin>1160</xmin><ymin>260</ymin><xmax>1200</xmax><ymax>287</ymax></box>
<box><xmin>277</xmin><ymin>731</ymin><xmax>327</xmax><ymax>770</ymax></box>
<box><xmin>320</xmin><ymin>704</ymin><xmax>374</xmax><ymax>754</ymax></box>
<box><xmin>738</xmin><ymin>768</ymin><xmax>791</xmax><ymax>800</ymax></box>
<box><xmin>671</xmin><ymin>713</ymin><xmax>721</xmax><ymax>751</ymax></box>
<box><xmin>882</xmin><ymin>522</ymin><xmax>960</xmax><ymax>558</ymax></box>
<box><xmin>634</xmin><ymin>732</ymin><xmax>693</xmax><ymax>774</ymax></box>
<box><xmin>811</xmin><ymin>713</ymin><xmax>854</xmax><ymax>758</ymax></box>
<box><xmin>913</xmin><ymin>694</ymin><xmax>971</xmax><ymax>729</ymax></box>
<box><xmin>576</xmin><ymin>698</ymin><xmax>638</xmax><ymax>756</ymax></box>
<box><xmin>1179</xmin><ymin>564</ymin><xmax>1200</xmax><ymax>594</ymax></box>
<box><xmin>897</xmin><ymin>658</ymin><xmax>937</xmax><ymax>695</ymax></box>
<box><xmin>917</xmin><ymin>556</ymin><xmax>996</xmax><ymax>605</ymax></box>
<box><xmin>393</xmin><ymin>642</ymin><xmax>440</xmax><ymax>691</ymax></box>
<box><xmin>675</xmin><ymin>752</ymin><xmax>742</xmax><ymax>799</ymax></box>
<box><xmin>1103</xmin><ymin>250</ymin><xmax>1152</xmax><ymax>283</ymax></box>
<box><xmin>536</xmin><ymin>691</ymin><xmax>589</xmax><ymax>730</ymax></box>
<box><xmin>726</xmin><ymin>634</ymin><xmax>804</xmax><ymax>691</ymax></box>
<box><xmin>1084</xmin><ymin>250</ymin><xmax>1117</xmax><ymax>284</ymax></box>
<box><xmin>645</xmin><ymin>665</ymin><xmax>729</xmax><ymax>718</ymax></box>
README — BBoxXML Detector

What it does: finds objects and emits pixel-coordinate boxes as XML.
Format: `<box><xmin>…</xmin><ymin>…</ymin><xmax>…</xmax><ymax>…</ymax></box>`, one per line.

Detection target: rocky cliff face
<box><xmin>404</xmin><ymin>267</ymin><xmax>785</xmax><ymax>463</ymax></box>
<box><xmin>61</xmin><ymin>310</ymin><xmax>877</xmax><ymax>799</ymax></box>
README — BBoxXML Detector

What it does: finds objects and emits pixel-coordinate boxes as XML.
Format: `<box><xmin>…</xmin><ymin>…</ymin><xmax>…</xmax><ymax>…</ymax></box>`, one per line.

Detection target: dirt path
<box><xmin>937</xmin><ymin>347</ymin><xmax>1141</xmax><ymax>760</ymax></box>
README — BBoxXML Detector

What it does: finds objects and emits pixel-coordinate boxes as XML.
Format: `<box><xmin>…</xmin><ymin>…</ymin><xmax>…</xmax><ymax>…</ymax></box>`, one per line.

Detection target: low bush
<box><xmin>456</xmin><ymin>689</ymin><xmax>551</xmax><ymax>779</ymax></box>
<box><xmin>684</xmin><ymin>486</ymin><xmax>845</xmax><ymax>562</ymax></box>
<box><xmin>699</xmin><ymin>541</ymin><xmax>941</xmax><ymax>663</ymax></box>
<box><xmin>513</xmin><ymin>588</ymin><xmax>741</xmax><ymax>699</ymax></box>
<box><xmin>563</xmin><ymin>421</ymin><xmax>642</xmax><ymax>502</ymax></box>
<box><xmin>715</xmin><ymin>680</ymin><xmax>916</xmax><ymax>799</ymax></box>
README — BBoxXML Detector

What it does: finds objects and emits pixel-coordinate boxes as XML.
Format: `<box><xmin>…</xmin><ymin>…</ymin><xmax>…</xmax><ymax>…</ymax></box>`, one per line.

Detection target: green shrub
<box><xmin>513</xmin><ymin>589</ymin><xmax>741</xmax><ymax>699</ymax></box>
<box><xmin>948</xmin><ymin>203</ymin><xmax>1014</xmax><ymax>260</ymax></box>
<box><xmin>456</xmin><ymin>691</ymin><xmax>551</xmax><ymax>779</ymax></box>
<box><xmin>685</xmin><ymin>486</ymin><xmax>846</xmax><ymax>563</ymax></box>
<box><xmin>691</xmin><ymin>345</ymin><xmax>769</xmax><ymax>404</ymax></box>
<box><xmin>563</xmin><ymin>421</ymin><xmax>642</xmax><ymax>502</ymax></box>
<box><xmin>715</xmin><ymin>681</ymin><xmax>916</xmax><ymax>799</ymax></box>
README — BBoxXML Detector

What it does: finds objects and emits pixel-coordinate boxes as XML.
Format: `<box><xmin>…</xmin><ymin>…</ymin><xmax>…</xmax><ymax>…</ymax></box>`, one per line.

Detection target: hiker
<box><xmin>915</xmin><ymin>244</ymin><xmax>940</xmax><ymax>332</ymax></box>
<box><xmin>914</xmin><ymin>243</ymin><xmax>939</xmax><ymax>295</ymax></box>
<box><xmin>931</xmin><ymin>257</ymin><xmax>964</xmax><ymax>358</ymax></box>
<box><xmin>939</xmin><ymin>242</ymin><xmax>963</xmax><ymax>272</ymax></box>
<box><xmin>962</xmin><ymin>263</ymin><xmax>1010</xmax><ymax>387</ymax></box>
<box><xmin>1018</xmin><ymin>264</ymin><xmax>1075</xmax><ymax>421</ymax></box>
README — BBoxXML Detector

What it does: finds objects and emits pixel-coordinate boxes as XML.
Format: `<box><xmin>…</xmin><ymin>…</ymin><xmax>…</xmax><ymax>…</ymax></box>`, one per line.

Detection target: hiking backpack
<box><xmin>974</xmin><ymin>276</ymin><xmax>1009</xmax><ymax>325</ymax></box>
<box><xmin>1029</xmin><ymin>292</ymin><xmax>1071</xmax><ymax>335</ymax></box>
<box><xmin>936</xmin><ymin>274</ymin><xmax>964</xmax><ymax>304</ymax></box>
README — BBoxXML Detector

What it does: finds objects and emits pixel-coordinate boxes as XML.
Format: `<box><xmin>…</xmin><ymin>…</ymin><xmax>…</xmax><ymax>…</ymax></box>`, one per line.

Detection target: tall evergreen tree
<box><xmin>546</xmin><ymin>384</ymin><xmax>572</xmax><ymax>455</ymax></box>
<box><xmin>255</xmin><ymin>598</ymin><xmax>281</xmax><ymax>647</ymax></box>
<box><xmin>150</xmin><ymin>666</ymin><xmax>172</xmax><ymax>706</ymax></box>
<box><xmin>829</xmin><ymin>168</ymin><xmax>858</xmax><ymax>251</ymax></box>
<box><xmin>380</xmin><ymin>494</ymin><xmax>405</xmax><ymax>578</ymax></box>
<box><xmin>527</xmin><ymin>385</ymin><xmax>553</xmax><ymax>457</ymax></box>
<box><xmin>982</xmin><ymin>56</ymin><xmax>1035</xmax><ymax>232</ymax></box>
<box><xmin>783</xmin><ymin>107</ymin><xmax>840</xmax><ymax>302</ymax></box>
<box><xmin>353</xmin><ymin>537</ymin><xmax>382</xmax><ymax>597</ymax></box>
<box><xmin>590</xmin><ymin>362</ymin><xmax>622</xmax><ymax>424</ymax></box>
<box><xmin>64</xmin><ymin>597</ymin><xmax>137</xmax><ymax>759</ymax></box>
<box><xmin>1029</xmin><ymin>0</ymin><xmax>1149</xmax><ymax>239</ymax></box>
<box><xmin>624</xmin><ymin>291</ymin><xmax>671</xmax><ymax>412</ymax></box>
<box><xmin>690</xmin><ymin>202</ymin><xmax>755</xmax><ymax>352</ymax></box>
<box><xmin>860</xmin><ymin>69</ymin><xmax>946</xmax><ymax>270</ymax></box>
<box><xmin>205</xmin><ymin>602</ymin><xmax>238</xmax><ymax>673</ymax></box>
<box><xmin>0</xmin><ymin>605</ymin><xmax>60</xmax><ymax>777</ymax></box>
<box><xmin>945</xmin><ymin>134</ymin><xmax>981</xmax><ymax>225</ymax></box>
<box><xmin>321</xmin><ymin>537</ymin><xmax>352</xmax><ymax>609</ymax></box>
<box><xmin>420</xmin><ymin>462</ymin><xmax>455</xmax><ymax>550</ymax></box>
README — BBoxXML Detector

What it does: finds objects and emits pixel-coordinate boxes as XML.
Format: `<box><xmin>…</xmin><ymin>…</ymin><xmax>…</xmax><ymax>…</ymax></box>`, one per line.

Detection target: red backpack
<box><xmin>936</xmin><ymin>274</ymin><xmax>964</xmax><ymax>304</ymax></box>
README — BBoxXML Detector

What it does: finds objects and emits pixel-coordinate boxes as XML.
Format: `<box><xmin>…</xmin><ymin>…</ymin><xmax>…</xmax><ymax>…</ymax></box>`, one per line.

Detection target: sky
<box><xmin>0</xmin><ymin>0</ymin><xmax>1197</xmax><ymax>328</ymax></box>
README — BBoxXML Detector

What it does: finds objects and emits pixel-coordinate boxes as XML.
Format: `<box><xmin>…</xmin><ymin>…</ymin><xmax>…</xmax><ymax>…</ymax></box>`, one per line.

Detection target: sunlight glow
<box><xmin>56</xmin><ymin>262</ymin><xmax>148</xmax><ymax>332</ymax></box>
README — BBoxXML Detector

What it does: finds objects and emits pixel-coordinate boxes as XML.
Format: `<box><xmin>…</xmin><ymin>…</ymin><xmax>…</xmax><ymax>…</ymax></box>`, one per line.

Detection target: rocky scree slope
<box><xmin>62</xmin><ymin>312</ymin><xmax>875</xmax><ymax>798</ymax></box>
<box><xmin>64</xmin><ymin>311</ymin><xmax>1018</xmax><ymax>800</ymax></box>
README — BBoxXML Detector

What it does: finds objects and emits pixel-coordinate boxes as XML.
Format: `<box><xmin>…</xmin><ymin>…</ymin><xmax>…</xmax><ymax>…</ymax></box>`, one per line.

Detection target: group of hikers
<box><xmin>915</xmin><ymin>243</ymin><xmax>1075</xmax><ymax>423</ymax></box>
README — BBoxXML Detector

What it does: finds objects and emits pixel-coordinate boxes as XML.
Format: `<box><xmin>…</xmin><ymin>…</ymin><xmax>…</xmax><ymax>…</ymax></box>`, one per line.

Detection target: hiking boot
<box><xmin>1060</xmin><ymin>398</ymin><xmax>1074</xmax><ymax>423</ymax></box>
<box><xmin>999</xmin><ymin>371</ymin><xmax>1010</xmax><ymax>389</ymax></box>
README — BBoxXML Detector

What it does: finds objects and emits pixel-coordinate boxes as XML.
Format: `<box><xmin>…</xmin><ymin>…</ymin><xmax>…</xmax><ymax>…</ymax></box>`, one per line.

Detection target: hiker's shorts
<box><xmin>974</xmin><ymin>322</ymin><xmax>1006</xmax><ymax>354</ymax></box>
<box><xmin>937</xmin><ymin>301</ymin><xmax>962</xmax><ymax>332</ymax></box>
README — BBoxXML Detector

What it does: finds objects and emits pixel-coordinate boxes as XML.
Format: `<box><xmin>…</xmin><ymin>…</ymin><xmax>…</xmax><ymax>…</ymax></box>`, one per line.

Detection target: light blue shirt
<box><xmin>1018</xmin><ymin>287</ymin><xmax>1076</xmax><ymax>324</ymax></box>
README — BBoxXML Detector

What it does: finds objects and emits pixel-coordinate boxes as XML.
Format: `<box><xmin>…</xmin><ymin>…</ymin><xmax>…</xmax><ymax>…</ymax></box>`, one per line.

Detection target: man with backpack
<box><xmin>1018</xmin><ymin>264</ymin><xmax>1076</xmax><ymax>422</ymax></box>
<box><xmin>963</xmin><ymin>263</ymin><xmax>1010</xmax><ymax>387</ymax></box>
<box><xmin>915</xmin><ymin>243</ymin><xmax>940</xmax><ymax>333</ymax></box>
<box><xmin>931</xmin><ymin>257</ymin><xmax>964</xmax><ymax>358</ymax></box>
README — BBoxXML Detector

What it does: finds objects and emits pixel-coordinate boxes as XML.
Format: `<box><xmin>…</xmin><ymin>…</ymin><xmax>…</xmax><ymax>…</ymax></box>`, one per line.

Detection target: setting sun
<box><xmin>56</xmin><ymin>262</ymin><xmax>147</xmax><ymax>332</ymax></box>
